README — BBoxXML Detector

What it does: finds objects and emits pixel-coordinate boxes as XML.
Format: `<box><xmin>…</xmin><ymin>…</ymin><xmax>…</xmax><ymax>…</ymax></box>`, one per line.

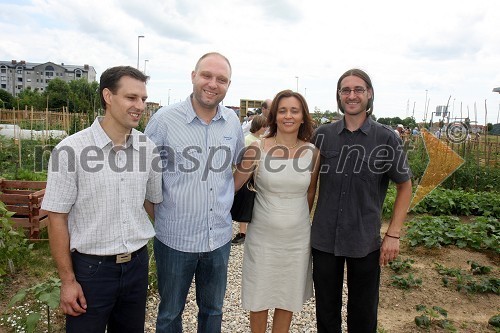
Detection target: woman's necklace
<box><xmin>274</xmin><ymin>135</ymin><xmax>299</xmax><ymax>149</ymax></box>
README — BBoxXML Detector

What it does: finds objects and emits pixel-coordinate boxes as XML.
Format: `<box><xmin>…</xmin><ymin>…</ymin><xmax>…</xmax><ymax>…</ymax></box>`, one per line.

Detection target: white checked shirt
<box><xmin>42</xmin><ymin>117</ymin><xmax>163</xmax><ymax>255</ymax></box>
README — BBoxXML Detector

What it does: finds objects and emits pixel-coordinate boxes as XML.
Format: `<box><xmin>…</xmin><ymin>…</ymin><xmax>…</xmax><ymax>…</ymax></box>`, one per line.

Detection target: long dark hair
<box><xmin>336</xmin><ymin>68</ymin><xmax>375</xmax><ymax>115</ymax></box>
<box><xmin>265</xmin><ymin>89</ymin><xmax>314</xmax><ymax>141</ymax></box>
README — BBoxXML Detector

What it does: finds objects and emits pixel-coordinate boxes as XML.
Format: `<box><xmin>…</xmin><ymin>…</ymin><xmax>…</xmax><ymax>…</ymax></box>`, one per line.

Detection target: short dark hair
<box><xmin>265</xmin><ymin>89</ymin><xmax>314</xmax><ymax>141</ymax></box>
<box><xmin>99</xmin><ymin>66</ymin><xmax>149</xmax><ymax>109</ymax></box>
<box><xmin>261</xmin><ymin>100</ymin><xmax>270</xmax><ymax>109</ymax></box>
<box><xmin>336</xmin><ymin>68</ymin><xmax>375</xmax><ymax>115</ymax></box>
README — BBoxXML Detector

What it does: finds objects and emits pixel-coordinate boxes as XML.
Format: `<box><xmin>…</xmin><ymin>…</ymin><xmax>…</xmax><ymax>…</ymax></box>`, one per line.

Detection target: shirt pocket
<box><xmin>320</xmin><ymin>150</ymin><xmax>340</xmax><ymax>174</ymax></box>
<box><xmin>355</xmin><ymin>155</ymin><xmax>383</xmax><ymax>182</ymax></box>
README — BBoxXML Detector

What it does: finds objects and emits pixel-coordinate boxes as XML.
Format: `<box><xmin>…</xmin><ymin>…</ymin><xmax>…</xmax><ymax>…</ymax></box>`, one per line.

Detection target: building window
<box><xmin>1</xmin><ymin>84</ymin><xmax>5</xmax><ymax>88</ymax></box>
<box><xmin>17</xmin><ymin>77</ymin><xmax>23</xmax><ymax>82</ymax></box>
<box><xmin>0</xmin><ymin>66</ymin><xmax>6</xmax><ymax>73</ymax></box>
<box><xmin>75</xmin><ymin>69</ymin><xmax>82</xmax><ymax>78</ymax></box>
<box><xmin>26</xmin><ymin>71</ymin><xmax>31</xmax><ymax>75</ymax></box>
<box><xmin>45</xmin><ymin>71</ymin><xmax>54</xmax><ymax>77</ymax></box>
<box><xmin>1</xmin><ymin>76</ymin><xmax>6</xmax><ymax>82</ymax></box>
<box><xmin>27</xmin><ymin>78</ymin><xmax>31</xmax><ymax>82</ymax></box>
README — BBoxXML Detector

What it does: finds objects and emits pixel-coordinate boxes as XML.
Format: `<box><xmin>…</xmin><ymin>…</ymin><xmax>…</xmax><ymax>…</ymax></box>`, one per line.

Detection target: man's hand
<box><xmin>59</xmin><ymin>279</ymin><xmax>87</xmax><ymax>316</ymax></box>
<box><xmin>379</xmin><ymin>236</ymin><xmax>400</xmax><ymax>266</ymax></box>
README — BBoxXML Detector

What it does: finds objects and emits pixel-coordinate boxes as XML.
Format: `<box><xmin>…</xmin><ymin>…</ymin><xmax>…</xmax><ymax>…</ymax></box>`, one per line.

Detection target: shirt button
<box><xmin>341</xmin><ymin>191</ymin><xmax>346</xmax><ymax>196</ymax></box>
<box><xmin>344</xmin><ymin>173</ymin><xmax>348</xmax><ymax>177</ymax></box>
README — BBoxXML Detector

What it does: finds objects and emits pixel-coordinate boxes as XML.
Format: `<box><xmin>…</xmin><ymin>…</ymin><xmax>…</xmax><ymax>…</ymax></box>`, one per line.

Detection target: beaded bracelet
<box><xmin>385</xmin><ymin>233</ymin><xmax>400</xmax><ymax>239</ymax></box>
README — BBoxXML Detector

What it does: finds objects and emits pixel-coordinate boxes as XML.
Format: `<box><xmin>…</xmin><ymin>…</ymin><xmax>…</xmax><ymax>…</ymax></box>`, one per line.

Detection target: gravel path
<box><xmin>144</xmin><ymin>222</ymin><xmax>347</xmax><ymax>332</ymax></box>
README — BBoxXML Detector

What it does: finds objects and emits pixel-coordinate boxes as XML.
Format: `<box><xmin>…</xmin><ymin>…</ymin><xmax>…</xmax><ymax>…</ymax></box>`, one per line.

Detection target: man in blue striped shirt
<box><xmin>145</xmin><ymin>52</ymin><xmax>245</xmax><ymax>333</ymax></box>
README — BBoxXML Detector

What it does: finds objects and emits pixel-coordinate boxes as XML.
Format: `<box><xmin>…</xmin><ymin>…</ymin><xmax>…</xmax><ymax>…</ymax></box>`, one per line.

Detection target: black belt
<box><xmin>74</xmin><ymin>245</ymin><xmax>147</xmax><ymax>264</ymax></box>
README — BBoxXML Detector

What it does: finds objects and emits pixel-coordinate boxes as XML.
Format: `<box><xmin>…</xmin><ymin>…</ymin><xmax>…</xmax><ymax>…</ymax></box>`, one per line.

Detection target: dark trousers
<box><xmin>66</xmin><ymin>246</ymin><xmax>149</xmax><ymax>333</ymax></box>
<box><xmin>312</xmin><ymin>248</ymin><xmax>380</xmax><ymax>333</ymax></box>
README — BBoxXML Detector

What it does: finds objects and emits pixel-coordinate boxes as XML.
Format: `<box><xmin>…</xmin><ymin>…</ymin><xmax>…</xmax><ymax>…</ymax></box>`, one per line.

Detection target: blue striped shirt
<box><xmin>145</xmin><ymin>96</ymin><xmax>245</xmax><ymax>252</ymax></box>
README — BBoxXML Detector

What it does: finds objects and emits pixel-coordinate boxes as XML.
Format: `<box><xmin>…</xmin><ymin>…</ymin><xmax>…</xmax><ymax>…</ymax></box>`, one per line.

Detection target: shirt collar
<box><xmin>185</xmin><ymin>94</ymin><xmax>225</xmax><ymax>124</ymax></box>
<box><xmin>91</xmin><ymin>116</ymin><xmax>140</xmax><ymax>151</ymax></box>
<box><xmin>337</xmin><ymin>115</ymin><xmax>373</xmax><ymax>135</ymax></box>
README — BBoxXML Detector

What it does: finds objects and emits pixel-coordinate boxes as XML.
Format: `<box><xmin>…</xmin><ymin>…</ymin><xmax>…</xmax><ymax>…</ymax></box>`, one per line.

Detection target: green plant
<box><xmin>435</xmin><ymin>262</ymin><xmax>499</xmax><ymax>295</ymax></box>
<box><xmin>381</xmin><ymin>186</ymin><xmax>396</xmax><ymax>219</ymax></box>
<box><xmin>410</xmin><ymin>188</ymin><xmax>500</xmax><ymax>218</ymax></box>
<box><xmin>0</xmin><ymin>201</ymin><xmax>33</xmax><ymax>278</ymax></box>
<box><xmin>405</xmin><ymin>216</ymin><xmax>499</xmax><ymax>253</ymax></box>
<box><xmin>388</xmin><ymin>257</ymin><xmax>414</xmax><ymax>274</ymax></box>
<box><xmin>489</xmin><ymin>314</ymin><xmax>500</xmax><ymax>328</ymax></box>
<box><xmin>390</xmin><ymin>273</ymin><xmax>422</xmax><ymax>290</ymax></box>
<box><xmin>5</xmin><ymin>277</ymin><xmax>61</xmax><ymax>333</ymax></box>
<box><xmin>414</xmin><ymin>304</ymin><xmax>456</xmax><ymax>332</ymax></box>
<box><xmin>468</xmin><ymin>260</ymin><xmax>492</xmax><ymax>275</ymax></box>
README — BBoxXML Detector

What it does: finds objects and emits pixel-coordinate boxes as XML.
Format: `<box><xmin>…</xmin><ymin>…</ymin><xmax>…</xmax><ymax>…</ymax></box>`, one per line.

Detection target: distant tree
<box><xmin>402</xmin><ymin>117</ymin><xmax>417</xmax><ymax>129</ymax></box>
<box><xmin>331</xmin><ymin>111</ymin><xmax>341</xmax><ymax>119</ymax></box>
<box><xmin>17</xmin><ymin>87</ymin><xmax>45</xmax><ymax>109</ymax></box>
<box><xmin>487</xmin><ymin>123</ymin><xmax>493</xmax><ymax>132</ymax></box>
<box><xmin>377</xmin><ymin>117</ymin><xmax>391</xmax><ymax>125</ymax></box>
<box><xmin>68</xmin><ymin>79</ymin><xmax>99</xmax><ymax>116</ymax></box>
<box><xmin>0</xmin><ymin>89</ymin><xmax>15</xmax><ymax>109</ymax></box>
<box><xmin>44</xmin><ymin>78</ymin><xmax>70</xmax><ymax>109</ymax></box>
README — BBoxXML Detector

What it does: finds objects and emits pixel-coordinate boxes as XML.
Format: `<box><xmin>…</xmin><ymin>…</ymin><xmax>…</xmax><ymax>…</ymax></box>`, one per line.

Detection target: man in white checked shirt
<box><xmin>145</xmin><ymin>52</ymin><xmax>245</xmax><ymax>333</ymax></box>
<box><xmin>42</xmin><ymin>66</ymin><xmax>163</xmax><ymax>333</ymax></box>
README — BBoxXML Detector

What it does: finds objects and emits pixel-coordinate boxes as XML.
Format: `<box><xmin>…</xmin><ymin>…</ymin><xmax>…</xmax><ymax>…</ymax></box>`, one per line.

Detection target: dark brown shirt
<box><xmin>311</xmin><ymin>117</ymin><xmax>412</xmax><ymax>257</ymax></box>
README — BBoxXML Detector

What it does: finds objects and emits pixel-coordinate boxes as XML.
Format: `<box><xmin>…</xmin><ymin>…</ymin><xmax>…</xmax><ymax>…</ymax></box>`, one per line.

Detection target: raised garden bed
<box><xmin>0</xmin><ymin>179</ymin><xmax>48</xmax><ymax>239</ymax></box>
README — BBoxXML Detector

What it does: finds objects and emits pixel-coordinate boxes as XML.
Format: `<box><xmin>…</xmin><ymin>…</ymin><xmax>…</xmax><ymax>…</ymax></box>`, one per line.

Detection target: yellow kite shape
<box><xmin>409</xmin><ymin>129</ymin><xmax>465</xmax><ymax>210</ymax></box>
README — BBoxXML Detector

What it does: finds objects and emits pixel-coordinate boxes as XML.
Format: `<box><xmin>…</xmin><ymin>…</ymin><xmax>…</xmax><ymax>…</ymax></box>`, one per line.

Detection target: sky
<box><xmin>1</xmin><ymin>0</ymin><xmax>500</xmax><ymax>125</ymax></box>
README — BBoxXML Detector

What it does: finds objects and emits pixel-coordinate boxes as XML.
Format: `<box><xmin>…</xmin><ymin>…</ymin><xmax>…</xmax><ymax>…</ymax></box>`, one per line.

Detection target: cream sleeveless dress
<box><xmin>241</xmin><ymin>142</ymin><xmax>314</xmax><ymax>312</ymax></box>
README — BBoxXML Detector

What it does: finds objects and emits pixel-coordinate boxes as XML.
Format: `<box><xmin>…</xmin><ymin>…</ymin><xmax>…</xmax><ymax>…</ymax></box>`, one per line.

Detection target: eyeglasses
<box><xmin>338</xmin><ymin>87</ymin><xmax>366</xmax><ymax>96</ymax></box>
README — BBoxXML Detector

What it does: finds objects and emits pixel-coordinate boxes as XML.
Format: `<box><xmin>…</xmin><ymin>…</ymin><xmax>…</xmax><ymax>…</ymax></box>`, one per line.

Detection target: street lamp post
<box><xmin>137</xmin><ymin>35</ymin><xmax>144</xmax><ymax>69</ymax></box>
<box><xmin>295</xmin><ymin>76</ymin><xmax>299</xmax><ymax>92</ymax></box>
<box><xmin>144</xmin><ymin>59</ymin><xmax>149</xmax><ymax>75</ymax></box>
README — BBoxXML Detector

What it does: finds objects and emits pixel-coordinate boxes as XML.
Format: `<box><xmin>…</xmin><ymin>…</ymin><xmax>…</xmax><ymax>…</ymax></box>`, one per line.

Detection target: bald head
<box><xmin>261</xmin><ymin>99</ymin><xmax>272</xmax><ymax>118</ymax></box>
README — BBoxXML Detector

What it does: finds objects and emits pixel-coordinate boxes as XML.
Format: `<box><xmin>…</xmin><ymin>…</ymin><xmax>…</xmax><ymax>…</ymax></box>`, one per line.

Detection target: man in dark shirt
<box><xmin>311</xmin><ymin>68</ymin><xmax>412</xmax><ymax>333</ymax></box>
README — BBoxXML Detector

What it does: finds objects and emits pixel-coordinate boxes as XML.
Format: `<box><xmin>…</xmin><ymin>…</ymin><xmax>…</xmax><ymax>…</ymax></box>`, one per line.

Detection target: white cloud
<box><xmin>0</xmin><ymin>0</ymin><xmax>499</xmax><ymax>124</ymax></box>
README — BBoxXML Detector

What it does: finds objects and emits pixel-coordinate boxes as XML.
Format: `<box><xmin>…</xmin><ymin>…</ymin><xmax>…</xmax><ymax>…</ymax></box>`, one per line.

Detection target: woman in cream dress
<box><xmin>233</xmin><ymin>90</ymin><xmax>320</xmax><ymax>333</ymax></box>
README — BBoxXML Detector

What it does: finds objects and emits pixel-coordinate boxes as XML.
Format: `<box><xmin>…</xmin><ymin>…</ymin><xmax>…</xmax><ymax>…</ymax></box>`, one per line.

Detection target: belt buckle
<box><xmin>116</xmin><ymin>253</ymin><xmax>132</xmax><ymax>264</ymax></box>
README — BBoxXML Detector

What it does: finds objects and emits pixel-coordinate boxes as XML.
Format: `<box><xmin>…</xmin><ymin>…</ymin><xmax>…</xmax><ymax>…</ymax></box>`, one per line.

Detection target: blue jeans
<box><xmin>66</xmin><ymin>246</ymin><xmax>149</xmax><ymax>333</ymax></box>
<box><xmin>154</xmin><ymin>238</ymin><xmax>231</xmax><ymax>333</ymax></box>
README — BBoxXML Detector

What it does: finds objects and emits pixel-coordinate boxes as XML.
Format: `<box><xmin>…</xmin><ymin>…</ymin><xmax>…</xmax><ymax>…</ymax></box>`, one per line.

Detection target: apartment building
<box><xmin>0</xmin><ymin>60</ymin><xmax>96</xmax><ymax>96</ymax></box>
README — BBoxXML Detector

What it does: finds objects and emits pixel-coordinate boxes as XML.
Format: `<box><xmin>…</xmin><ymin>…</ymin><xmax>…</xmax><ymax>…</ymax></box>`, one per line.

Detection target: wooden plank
<box><xmin>0</xmin><ymin>180</ymin><xmax>47</xmax><ymax>190</ymax></box>
<box><xmin>2</xmin><ymin>189</ymin><xmax>35</xmax><ymax>195</ymax></box>
<box><xmin>10</xmin><ymin>217</ymin><xmax>31</xmax><ymax>228</ymax></box>
<box><xmin>0</xmin><ymin>193</ymin><xmax>32</xmax><ymax>204</ymax></box>
<box><xmin>5</xmin><ymin>205</ymin><xmax>31</xmax><ymax>215</ymax></box>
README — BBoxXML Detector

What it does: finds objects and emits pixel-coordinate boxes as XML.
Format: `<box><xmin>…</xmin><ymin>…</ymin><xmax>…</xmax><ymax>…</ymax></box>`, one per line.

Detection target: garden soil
<box><xmin>377</xmin><ymin>223</ymin><xmax>500</xmax><ymax>332</ymax></box>
<box><xmin>0</xmin><ymin>221</ymin><xmax>498</xmax><ymax>332</ymax></box>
